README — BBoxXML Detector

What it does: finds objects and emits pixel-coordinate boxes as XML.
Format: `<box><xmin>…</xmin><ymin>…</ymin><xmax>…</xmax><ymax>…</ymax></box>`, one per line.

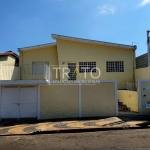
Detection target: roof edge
<box><xmin>0</xmin><ymin>52</ymin><xmax>19</xmax><ymax>59</ymax></box>
<box><xmin>18</xmin><ymin>42</ymin><xmax>57</xmax><ymax>52</ymax></box>
<box><xmin>52</xmin><ymin>34</ymin><xmax>136</xmax><ymax>50</ymax></box>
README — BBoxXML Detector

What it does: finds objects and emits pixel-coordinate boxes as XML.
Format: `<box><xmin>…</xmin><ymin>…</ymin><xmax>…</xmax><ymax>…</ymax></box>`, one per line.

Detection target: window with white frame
<box><xmin>32</xmin><ymin>62</ymin><xmax>49</xmax><ymax>75</ymax></box>
<box><xmin>79</xmin><ymin>62</ymin><xmax>96</xmax><ymax>73</ymax></box>
<box><xmin>106</xmin><ymin>61</ymin><xmax>124</xmax><ymax>72</ymax></box>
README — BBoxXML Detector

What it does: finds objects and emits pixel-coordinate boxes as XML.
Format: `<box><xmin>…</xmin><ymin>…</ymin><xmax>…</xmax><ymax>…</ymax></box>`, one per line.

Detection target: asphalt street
<box><xmin>0</xmin><ymin>129</ymin><xmax>150</xmax><ymax>150</ymax></box>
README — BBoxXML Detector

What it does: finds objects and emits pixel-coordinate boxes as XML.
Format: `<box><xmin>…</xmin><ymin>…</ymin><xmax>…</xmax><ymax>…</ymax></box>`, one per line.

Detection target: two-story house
<box><xmin>0</xmin><ymin>34</ymin><xmax>137</xmax><ymax>120</ymax></box>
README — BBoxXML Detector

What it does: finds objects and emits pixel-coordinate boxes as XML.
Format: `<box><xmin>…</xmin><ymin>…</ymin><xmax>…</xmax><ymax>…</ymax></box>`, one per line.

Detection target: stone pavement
<box><xmin>0</xmin><ymin>116</ymin><xmax>150</xmax><ymax>135</ymax></box>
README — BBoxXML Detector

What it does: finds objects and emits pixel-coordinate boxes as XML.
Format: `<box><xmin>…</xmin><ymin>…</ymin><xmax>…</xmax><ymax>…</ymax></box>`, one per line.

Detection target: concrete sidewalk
<box><xmin>0</xmin><ymin>116</ymin><xmax>150</xmax><ymax>135</ymax></box>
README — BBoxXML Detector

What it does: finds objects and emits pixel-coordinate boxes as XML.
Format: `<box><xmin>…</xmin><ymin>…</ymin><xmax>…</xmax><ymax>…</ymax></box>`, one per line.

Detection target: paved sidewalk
<box><xmin>0</xmin><ymin>116</ymin><xmax>150</xmax><ymax>135</ymax></box>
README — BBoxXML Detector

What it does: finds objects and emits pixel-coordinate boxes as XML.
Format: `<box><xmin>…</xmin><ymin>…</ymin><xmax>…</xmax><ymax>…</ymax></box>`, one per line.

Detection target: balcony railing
<box><xmin>0</xmin><ymin>64</ymin><xmax>51</xmax><ymax>81</ymax></box>
<box><xmin>21</xmin><ymin>64</ymin><xmax>51</xmax><ymax>80</ymax></box>
<box><xmin>0</xmin><ymin>64</ymin><xmax>20</xmax><ymax>80</ymax></box>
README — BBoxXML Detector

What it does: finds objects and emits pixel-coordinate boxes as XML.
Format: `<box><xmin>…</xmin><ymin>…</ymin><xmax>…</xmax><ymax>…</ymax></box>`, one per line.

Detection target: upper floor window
<box><xmin>32</xmin><ymin>62</ymin><xmax>49</xmax><ymax>75</ymax></box>
<box><xmin>106</xmin><ymin>61</ymin><xmax>124</xmax><ymax>72</ymax></box>
<box><xmin>79</xmin><ymin>62</ymin><xmax>96</xmax><ymax>73</ymax></box>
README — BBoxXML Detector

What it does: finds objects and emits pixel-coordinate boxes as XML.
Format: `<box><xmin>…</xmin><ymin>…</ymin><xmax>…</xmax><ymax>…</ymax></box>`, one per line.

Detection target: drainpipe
<box><xmin>147</xmin><ymin>30</ymin><xmax>150</xmax><ymax>79</ymax></box>
<box><xmin>132</xmin><ymin>43</ymin><xmax>137</xmax><ymax>90</ymax></box>
<box><xmin>133</xmin><ymin>49</ymin><xmax>136</xmax><ymax>90</ymax></box>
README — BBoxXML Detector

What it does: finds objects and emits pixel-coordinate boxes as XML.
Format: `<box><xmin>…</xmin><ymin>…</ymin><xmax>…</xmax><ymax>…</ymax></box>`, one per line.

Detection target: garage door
<box><xmin>1</xmin><ymin>86</ymin><xmax>38</xmax><ymax>120</ymax></box>
<box><xmin>1</xmin><ymin>87</ymin><xmax>19</xmax><ymax>119</ymax></box>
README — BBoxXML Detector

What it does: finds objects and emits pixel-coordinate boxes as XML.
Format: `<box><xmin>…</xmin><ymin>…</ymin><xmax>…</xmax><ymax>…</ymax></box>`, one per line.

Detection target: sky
<box><xmin>0</xmin><ymin>0</ymin><xmax>150</xmax><ymax>56</ymax></box>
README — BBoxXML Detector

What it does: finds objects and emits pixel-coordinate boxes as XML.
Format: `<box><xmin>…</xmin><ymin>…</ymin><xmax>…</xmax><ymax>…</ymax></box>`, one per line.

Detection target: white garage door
<box><xmin>20</xmin><ymin>87</ymin><xmax>37</xmax><ymax>118</ymax></box>
<box><xmin>1</xmin><ymin>86</ymin><xmax>38</xmax><ymax>120</ymax></box>
<box><xmin>1</xmin><ymin>87</ymin><xmax>19</xmax><ymax>119</ymax></box>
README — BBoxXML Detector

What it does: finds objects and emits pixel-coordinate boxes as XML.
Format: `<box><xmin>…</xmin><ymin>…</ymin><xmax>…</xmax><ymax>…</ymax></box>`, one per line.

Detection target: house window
<box><xmin>79</xmin><ymin>62</ymin><xmax>96</xmax><ymax>73</ymax></box>
<box><xmin>106</xmin><ymin>61</ymin><xmax>124</xmax><ymax>72</ymax></box>
<box><xmin>32</xmin><ymin>62</ymin><xmax>49</xmax><ymax>75</ymax></box>
<box><xmin>68</xmin><ymin>63</ymin><xmax>76</xmax><ymax>80</ymax></box>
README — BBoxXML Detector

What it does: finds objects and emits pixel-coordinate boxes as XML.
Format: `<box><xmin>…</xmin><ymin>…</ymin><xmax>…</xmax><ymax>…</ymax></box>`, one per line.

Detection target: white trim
<box><xmin>52</xmin><ymin>34</ymin><xmax>136</xmax><ymax>50</ymax></box>
<box><xmin>37</xmin><ymin>85</ymin><xmax>40</xmax><ymax>120</ymax></box>
<box><xmin>115</xmin><ymin>80</ymin><xmax>118</xmax><ymax>116</ymax></box>
<box><xmin>0</xmin><ymin>80</ymin><xmax>48</xmax><ymax>85</ymax></box>
<box><xmin>138</xmin><ymin>79</ymin><xmax>150</xmax><ymax>82</ymax></box>
<box><xmin>0</xmin><ymin>86</ymin><xmax>1</xmax><ymax>121</ymax></box>
<box><xmin>18</xmin><ymin>86</ymin><xmax>20</xmax><ymax>121</ymax></box>
<box><xmin>0</xmin><ymin>80</ymin><xmax>116</xmax><ymax>86</ymax></box>
<box><xmin>137</xmin><ymin>79</ymin><xmax>150</xmax><ymax>115</ymax></box>
<box><xmin>49</xmin><ymin>80</ymin><xmax>117</xmax><ymax>85</ymax></box>
<box><xmin>18</xmin><ymin>43</ymin><xmax>56</xmax><ymax>52</ymax></box>
<box><xmin>79</xmin><ymin>83</ymin><xmax>82</xmax><ymax>118</ymax></box>
<box><xmin>138</xmin><ymin>80</ymin><xmax>142</xmax><ymax>114</ymax></box>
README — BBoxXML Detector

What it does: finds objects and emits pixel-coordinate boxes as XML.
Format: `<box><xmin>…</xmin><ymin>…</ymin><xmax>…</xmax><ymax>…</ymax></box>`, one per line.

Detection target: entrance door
<box><xmin>68</xmin><ymin>63</ymin><xmax>77</xmax><ymax>80</ymax></box>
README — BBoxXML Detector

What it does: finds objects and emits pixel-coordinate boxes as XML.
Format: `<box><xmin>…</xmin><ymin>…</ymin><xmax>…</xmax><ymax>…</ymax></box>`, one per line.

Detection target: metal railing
<box><xmin>127</xmin><ymin>82</ymin><xmax>136</xmax><ymax>91</ymax></box>
<box><xmin>0</xmin><ymin>64</ymin><xmax>20</xmax><ymax>80</ymax></box>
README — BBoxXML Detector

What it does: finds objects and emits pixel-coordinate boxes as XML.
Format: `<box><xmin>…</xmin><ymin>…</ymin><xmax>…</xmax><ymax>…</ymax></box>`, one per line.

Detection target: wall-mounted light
<box><xmin>62</xmin><ymin>61</ymin><xmax>65</xmax><ymax>64</ymax></box>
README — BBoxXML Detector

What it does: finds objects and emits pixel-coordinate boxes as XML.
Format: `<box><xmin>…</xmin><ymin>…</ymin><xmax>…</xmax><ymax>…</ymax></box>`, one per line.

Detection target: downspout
<box><xmin>147</xmin><ymin>30</ymin><xmax>150</xmax><ymax>79</ymax></box>
<box><xmin>133</xmin><ymin>47</ymin><xmax>136</xmax><ymax>90</ymax></box>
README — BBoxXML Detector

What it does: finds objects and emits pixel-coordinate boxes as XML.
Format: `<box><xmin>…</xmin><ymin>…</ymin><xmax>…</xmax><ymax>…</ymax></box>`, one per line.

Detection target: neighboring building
<box><xmin>0</xmin><ymin>51</ymin><xmax>19</xmax><ymax>66</ymax></box>
<box><xmin>0</xmin><ymin>51</ymin><xmax>19</xmax><ymax>80</ymax></box>
<box><xmin>136</xmin><ymin>53</ymin><xmax>148</xmax><ymax>69</ymax></box>
<box><xmin>135</xmin><ymin>53</ymin><xmax>150</xmax><ymax>85</ymax></box>
<box><xmin>134</xmin><ymin>52</ymin><xmax>150</xmax><ymax>115</ymax></box>
<box><xmin>135</xmin><ymin>31</ymin><xmax>150</xmax><ymax>84</ymax></box>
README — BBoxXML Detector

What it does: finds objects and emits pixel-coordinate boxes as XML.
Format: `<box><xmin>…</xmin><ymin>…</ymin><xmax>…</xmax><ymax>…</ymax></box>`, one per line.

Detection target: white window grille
<box><xmin>106</xmin><ymin>61</ymin><xmax>124</xmax><ymax>72</ymax></box>
<box><xmin>79</xmin><ymin>62</ymin><xmax>96</xmax><ymax>73</ymax></box>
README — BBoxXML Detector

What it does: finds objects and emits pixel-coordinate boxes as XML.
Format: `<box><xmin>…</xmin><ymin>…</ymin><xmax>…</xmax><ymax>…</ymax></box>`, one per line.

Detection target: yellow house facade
<box><xmin>19</xmin><ymin>34</ymin><xmax>136</xmax><ymax>89</ymax></box>
<box><xmin>0</xmin><ymin>34</ymin><xmax>138</xmax><ymax>120</ymax></box>
<box><xmin>18</xmin><ymin>34</ymin><xmax>136</xmax><ymax>119</ymax></box>
<box><xmin>19</xmin><ymin>43</ymin><xmax>59</xmax><ymax>80</ymax></box>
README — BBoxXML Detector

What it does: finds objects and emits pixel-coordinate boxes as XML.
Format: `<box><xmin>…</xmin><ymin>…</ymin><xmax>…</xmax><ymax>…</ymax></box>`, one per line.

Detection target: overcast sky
<box><xmin>0</xmin><ymin>0</ymin><xmax>150</xmax><ymax>56</ymax></box>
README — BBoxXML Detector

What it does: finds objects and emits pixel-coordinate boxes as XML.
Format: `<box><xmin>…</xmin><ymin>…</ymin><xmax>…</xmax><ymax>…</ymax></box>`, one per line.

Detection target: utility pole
<box><xmin>147</xmin><ymin>30</ymin><xmax>150</xmax><ymax>66</ymax></box>
<box><xmin>147</xmin><ymin>30</ymin><xmax>150</xmax><ymax>79</ymax></box>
